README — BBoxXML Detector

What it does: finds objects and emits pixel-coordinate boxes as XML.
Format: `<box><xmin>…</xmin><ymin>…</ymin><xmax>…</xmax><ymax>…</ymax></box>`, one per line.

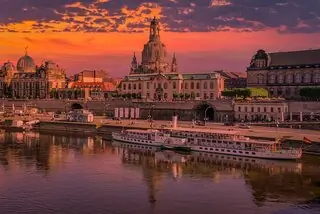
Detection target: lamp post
<box><xmin>204</xmin><ymin>106</ymin><xmax>212</xmax><ymax>126</ymax></box>
<box><xmin>148</xmin><ymin>104</ymin><xmax>155</xmax><ymax>127</ymax></box>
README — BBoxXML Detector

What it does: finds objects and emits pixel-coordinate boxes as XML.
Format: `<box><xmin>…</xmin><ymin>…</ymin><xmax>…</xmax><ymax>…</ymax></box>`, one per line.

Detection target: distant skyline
<box><xmin>0</xmin><ymin>0</ymin><xmax>319</xmax><ymax>77</ymax></box>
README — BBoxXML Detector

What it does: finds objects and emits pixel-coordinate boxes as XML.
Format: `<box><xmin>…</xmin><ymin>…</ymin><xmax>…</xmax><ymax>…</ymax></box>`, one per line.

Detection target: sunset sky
<box><xmin>0</xmin><ymin>0</ymin><xmax>319</xmax><ymax>77</ymax></box>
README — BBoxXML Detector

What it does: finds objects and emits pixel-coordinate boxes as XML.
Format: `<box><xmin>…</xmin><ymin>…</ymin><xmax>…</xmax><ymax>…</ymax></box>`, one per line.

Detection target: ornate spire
<box><xmin>130</xmin><ymin>52</ymin><xmax>138</xmax><ymax>73</ymax></box>
<box><xmin>25</xmin><ymin>46</ymin><xmax>28</xmax><ymax>55</ymax></box>
<box><xmin>149</xmin><ymin>17</ymin><xmax>160</xmax><ymax>41</ymax></box>
<box><xmin>171</xmin><ymin>53</ymin><xmax>178</xmax><ymax>73</ymax></box>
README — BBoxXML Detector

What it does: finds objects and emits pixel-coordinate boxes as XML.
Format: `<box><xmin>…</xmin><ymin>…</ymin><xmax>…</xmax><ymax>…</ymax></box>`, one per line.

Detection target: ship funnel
<box><xmin>172</xmin><ymin>112</ymin><xmax>178</xmax><ymax>128</ymax></box>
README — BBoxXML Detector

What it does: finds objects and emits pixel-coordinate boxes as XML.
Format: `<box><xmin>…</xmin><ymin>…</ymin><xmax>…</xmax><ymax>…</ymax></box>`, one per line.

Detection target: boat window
<box><xmin>227</xmin><ymin>150</ymin><xmax>230</xmax><ymax>152</ymax></box>
<box><xmin>215</xmin><ymin>149</ymin><xmax>219</xmax><ymax>151</ymax></box>
<box><xmin>245</xmin><ymin>152</ymin><xmax>249</xmax><ymax>154</ymax></box>
<box><xmin>252</xmin><ymin>152</ymin><xmax>256</xmax><ymax>155</ymax></box>
<box><xmin>239</xmin><ymin>151</ymin><xmax>243</xmax><ymax>153</ymax></box>
<box><xmin>233</xmin><ymin>150</ymin><xmax>236</xmax><ymax>153</ymax></box>
<box><xmin>221</xmin><ymin>149</ymin><xmax>225</xmax><ymax>152</ymax></box>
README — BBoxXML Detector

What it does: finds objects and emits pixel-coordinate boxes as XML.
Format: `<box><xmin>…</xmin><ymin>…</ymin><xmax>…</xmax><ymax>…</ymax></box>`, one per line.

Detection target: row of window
<box><xmin>237</xmin><ymin>106</ymin><xmax>286</xmax><ymax>113</ymax></box>
<box><xmin>122</xmin><ymin>81</ymin><xmax>217</xmax><ymax>91</ymax></box>
<box><xmin>145</xmin><ymin>92</ymin><xmax>217</xmax><ymax>99</ymax></box>
<box><xmin>198</xmin><ymin>146</ymin><xmax>256</xmax><ymax>155</ymax></box>
<box><xmin>256</xmin><ymin>72</ymin><xmax>320</xmax><ymax>84</ymax></box>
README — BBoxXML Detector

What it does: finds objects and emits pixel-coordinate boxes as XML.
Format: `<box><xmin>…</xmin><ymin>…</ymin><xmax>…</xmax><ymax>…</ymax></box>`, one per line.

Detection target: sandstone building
<box><xmin>0</xmin><ymin>49</ymin><xmax>66</xmax><ymax>99</ymax></box>
<box><xmin>247</xmin><ymin>49</ymin><xmax>320</xmax><ymax>99</ymax></box>
<box><xmin>118</xmin><ymin>17</ymin><xmax>224</xmax><ymax>101</ymax></box>
<box><xmin>54</xmin><ymin>70</ymin><xmax>118</xmax><ymax>100</ymax></box>
<box><xmin>213</xmin><ymin>70</ymin><xmax>247</xmax><ymax>89</ymax></box>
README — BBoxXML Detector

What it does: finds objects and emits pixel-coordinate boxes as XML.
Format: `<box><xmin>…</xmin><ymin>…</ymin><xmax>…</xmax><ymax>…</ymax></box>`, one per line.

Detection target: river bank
<box><xmin>29</xmin><ymin>120</ymin><xmax>320</xmax><ymax>154</ymax></box>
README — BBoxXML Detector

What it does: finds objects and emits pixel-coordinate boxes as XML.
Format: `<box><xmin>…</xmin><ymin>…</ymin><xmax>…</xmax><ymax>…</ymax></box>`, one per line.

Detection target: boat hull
<box><xmin>191</xmin><ymin>146</ymin><xmax>302</xmax><ymax>160</ymax></box>
<box><xmin>112</xmin><ymin>133</ymin><xmax>190</xmax><ymax>152</ymax></box>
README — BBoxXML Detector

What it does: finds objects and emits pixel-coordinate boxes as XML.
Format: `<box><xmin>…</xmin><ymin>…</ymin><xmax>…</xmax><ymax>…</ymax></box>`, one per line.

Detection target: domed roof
<box><xmin>253</xmin><ymin>49</ymin><xmax>269</xmax><ymax>60</ymax></box>
<box><xmin>16</xmin><ymin>51</ymin><xmax>36</xmax><ymax>72</ymax></box>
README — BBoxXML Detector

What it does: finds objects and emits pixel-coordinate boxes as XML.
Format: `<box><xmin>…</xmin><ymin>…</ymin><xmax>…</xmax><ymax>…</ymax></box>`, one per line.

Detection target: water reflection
<box><xmin>0</xmin><ymin>131</ymin><xmax>319</xmax><ymax>214</ymax></box>
<box><xmin>112</xmin><ymin>141</ymin><xmax>320</xmax><ymax>207</ymax></box>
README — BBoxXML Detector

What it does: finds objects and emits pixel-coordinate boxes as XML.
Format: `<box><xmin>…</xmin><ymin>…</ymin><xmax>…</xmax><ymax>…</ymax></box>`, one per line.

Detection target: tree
<box><xmin>300</xmin><ymin>87</ymin><xmax>320</xmax><ymax>100</ymax></box>
<box><xmin>190</xmin><ymin>92</ymin><xmax>196</xmax><ymax>100</ymax></box>
<box><xmin>126</xmin><ymin>93</ymin><xmax>132</xmax><ymax>99</ymax></box>
<box><xmin>185</xmin><ymin>93</ymin><xmax>191</xmax><ymax>99</ymax></box>
<box><xmin>179</xmin><ymin>93</ymin><xmax>184</xmax><ymax>99</ymax></box>
<box><xmin>173</xmin><ymin>92</ymin><xmax>179</xmax><ymax>100</ymax></box>
<box><xmin>131</xmin><ymin>93</ymin><xmax>137</xmax><ymax>99</ymax></box>
<box><xmin>221</xmin><ymin>88</ymin><xmax>268</xmax><ymax>98</ymax></box>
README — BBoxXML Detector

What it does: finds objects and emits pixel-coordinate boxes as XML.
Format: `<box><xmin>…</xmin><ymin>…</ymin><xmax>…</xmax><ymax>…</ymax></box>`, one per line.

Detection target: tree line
<box><xmin>221</xmin><ymin>88</ymin><xmax>269</xmax><ymax>98</ymax></box>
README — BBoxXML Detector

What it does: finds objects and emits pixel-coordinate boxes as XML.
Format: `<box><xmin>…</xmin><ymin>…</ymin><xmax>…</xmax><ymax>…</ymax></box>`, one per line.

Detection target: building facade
<box><xmin>118</xmin><ymin>17</ymin><xmax>224</xmax><ymax>101</ymax></box>
<box><xmin>54</xmin><ymin>70</ymin><xmax>118</xmax><ymax>100</ymax></box>
<box><xmin>234</xmin><ymin>100</ymin><xmax>289</xmax><ymax>122</ymax></box>
<box><xmin>214</xmin><ymin>70</ymin><xmax>247</xmax><ymax>89</ymax></box>
<box><xmin>247</xmin><ymin>49</ymin><xmax>320</xmax><ymax>99</ymax></box>
<box><xmin>0</xmin><ymin>49</ymin><xmax>66</xmax><ymax>99</ymax></box>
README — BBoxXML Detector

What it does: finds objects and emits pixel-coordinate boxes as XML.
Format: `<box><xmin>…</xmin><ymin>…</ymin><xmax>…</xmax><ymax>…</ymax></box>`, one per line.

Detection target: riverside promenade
<box><xmin>24</xmin><ymin>114</ymin><xmax>319</xmax><ymax>143</ymax></box>
<box><xmin>2</xmin><ymin>115</ymin><xmax>320</xmax><ymax>142</ymax></box>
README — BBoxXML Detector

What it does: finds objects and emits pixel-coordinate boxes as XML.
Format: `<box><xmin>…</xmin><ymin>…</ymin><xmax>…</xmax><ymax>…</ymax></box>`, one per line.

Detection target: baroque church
<box><xmin>119</xmin><ymin>17</ymin><xmax>224</xmax><ymax>101</ymax></box>
<box><xmin>0</xmin><ymin>48</ymin><xmax>66</xmax><ymax>99</ymax></box>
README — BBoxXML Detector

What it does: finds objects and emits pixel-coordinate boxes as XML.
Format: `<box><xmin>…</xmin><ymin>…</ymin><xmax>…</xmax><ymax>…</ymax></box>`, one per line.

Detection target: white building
<box><xmin>67</xmin><ymin>109</ymin><xmax>94</xmax><ymax>123</ymax></box>
<box><xmin>234</xmin><ymin>100</ymin><xmax>288</xmax><ymax>122</ymax></box>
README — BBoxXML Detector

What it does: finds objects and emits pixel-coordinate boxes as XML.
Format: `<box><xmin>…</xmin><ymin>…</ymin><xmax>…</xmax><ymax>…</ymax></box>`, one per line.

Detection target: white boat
<box><xmin>162</xmin><ymin>127</ymin><xmax>302</xmax><ymax>160</ymax></box>
<box><xmin>112</xmin><ymin>129</ymin><xmax>191</xmax><ymax>151</ymax></box>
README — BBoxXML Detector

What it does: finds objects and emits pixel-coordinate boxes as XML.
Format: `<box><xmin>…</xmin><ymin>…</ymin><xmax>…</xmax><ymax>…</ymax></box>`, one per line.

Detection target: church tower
<box><xmin>140</xmin><ymin>17</ymin><xmax>168</xmax><ymax>73</ymax></box>
<box><xmin>171</xmin><ymin>53</ymin><xmax>178</xmax><ymax>73</ymax></box>
<box><xmin>149</xmin><ymin>17</ymin><xmax>160</xmax><ymax>42</ymax></box>
<box><xmin>130</xmin><ymin>52</ymin><xmax>138</xmax><ymax>73</ymax></box>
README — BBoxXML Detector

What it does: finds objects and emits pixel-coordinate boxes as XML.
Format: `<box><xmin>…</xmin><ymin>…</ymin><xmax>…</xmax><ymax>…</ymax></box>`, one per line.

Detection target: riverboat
<box><xmin>112</xmin><ymin>129</ymin><xmax>191</xmax><ymax>152</ymax></box>
<box><xmin>162</xmin><ymin>127</ymin><xmax>302</xmax><ymax>160</ymax></box>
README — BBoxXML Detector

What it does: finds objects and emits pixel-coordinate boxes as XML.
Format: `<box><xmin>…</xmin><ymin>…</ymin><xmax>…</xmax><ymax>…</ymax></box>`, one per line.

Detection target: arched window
<box><xmin>286</xmin><ymin>74</ymin><xmax>293</xmax><ymax>83</ymax></box>
<box><xmin>173</xmin><ymin>82</ymin><xmax>176</xmax><ymax>89</ymax></box>
<box><xmin>191</xmin><ymin>82</ymin><xmax>194</xmax><ymax>89</ymax></box>
<box><xmin>269</xmin><ymin>74</ymin><xmax>275</xmax><ymax>83</ymax></box>
<box><xmin>315</xmin><ymin>73</ymin><xmax>320</xmax><ymax>83</ymax></box>
<box><xmin>196</xmin><ymin>82</ymin><xmax>200</xmax><ymax>89</ymax></box>
<box><xmin>303</xmin><ymin>73</ymin><xmax>311</xmax><ymax>83</ymax></box>
<box><xmin>210</xmin><ymin>82</ymin><xmax>214</xmax><ymax>89</ymax></box>
<box><xmin>128</xmin><ymin>84</ymin><xmax>131</xmax><ymax>90</ymax></box>
<box><xmin>138</xmin><ymin>83</ymin><xmax>141</xmax><ymax>89</ymax></box>
<box><xmin>164</xmin><ymin>83</ymin><xmax>168</xmax><ymax>89</ymax></box>
<box><xmin>295</xmin><ymin>73</ymin><xmax>301</xmax><ymax>83</ymax></box>
<box><xmin>123</xmin><ymin>83</ymin><xmax>126</xmax><ymax>90</ymax></box>
<box><xmin>277</xmin><ymin>75</ymin><xmax>284</xmax><ymax>83</ymax></box>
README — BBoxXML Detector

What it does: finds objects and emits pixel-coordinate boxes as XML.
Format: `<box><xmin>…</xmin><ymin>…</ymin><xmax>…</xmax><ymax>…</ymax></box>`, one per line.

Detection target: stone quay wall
<box><xmin>2</xmin><ymin>99</ymin><xmax>320</xmax><ymax>122</ymax></box>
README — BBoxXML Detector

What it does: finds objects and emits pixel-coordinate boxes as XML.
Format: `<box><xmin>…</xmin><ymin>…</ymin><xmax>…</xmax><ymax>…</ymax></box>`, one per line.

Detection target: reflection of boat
<box><xmin>112</xmin><ymin>129</ymin><xmax>190</xmax><ymax>152</ymax></box>
<box><xmin>113</xmin><ymin>141</ymin><xmax>302</xmax><ymax>174</ymax></box>
<box><xmin>159</xmin><ymin>145</ymin><xmax>191</xmax><ymax>152</ymax></box>
<box><xmin>154</xmin><ymin>150</ymin><xmax>188</xmax><ymax>163</ymax></box>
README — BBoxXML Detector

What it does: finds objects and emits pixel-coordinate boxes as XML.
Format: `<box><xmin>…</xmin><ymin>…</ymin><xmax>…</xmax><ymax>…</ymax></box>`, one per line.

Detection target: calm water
<box><xmin>0</xmin><ymin>131</ymin><xmax>320</xmax><ymax>214</ymax></box>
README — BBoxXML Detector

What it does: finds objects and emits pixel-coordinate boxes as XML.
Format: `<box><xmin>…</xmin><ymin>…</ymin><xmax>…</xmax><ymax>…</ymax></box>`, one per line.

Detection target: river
<box><xmin>0</xmin><ymin>131</ymin><xmax>319</xmax><ymax>214</ymax></box>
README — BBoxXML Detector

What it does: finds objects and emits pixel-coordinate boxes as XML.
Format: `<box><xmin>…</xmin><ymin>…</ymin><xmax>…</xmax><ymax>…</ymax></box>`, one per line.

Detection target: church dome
<box><xmin>16</xmin><ymin>54</ymin><xmax>36</xmax><ymax>72</ymax></box>
<box><xmin>253</xmin><ymin>49</ymin><xmax>269</xmax><ymax>60</ymax></box>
